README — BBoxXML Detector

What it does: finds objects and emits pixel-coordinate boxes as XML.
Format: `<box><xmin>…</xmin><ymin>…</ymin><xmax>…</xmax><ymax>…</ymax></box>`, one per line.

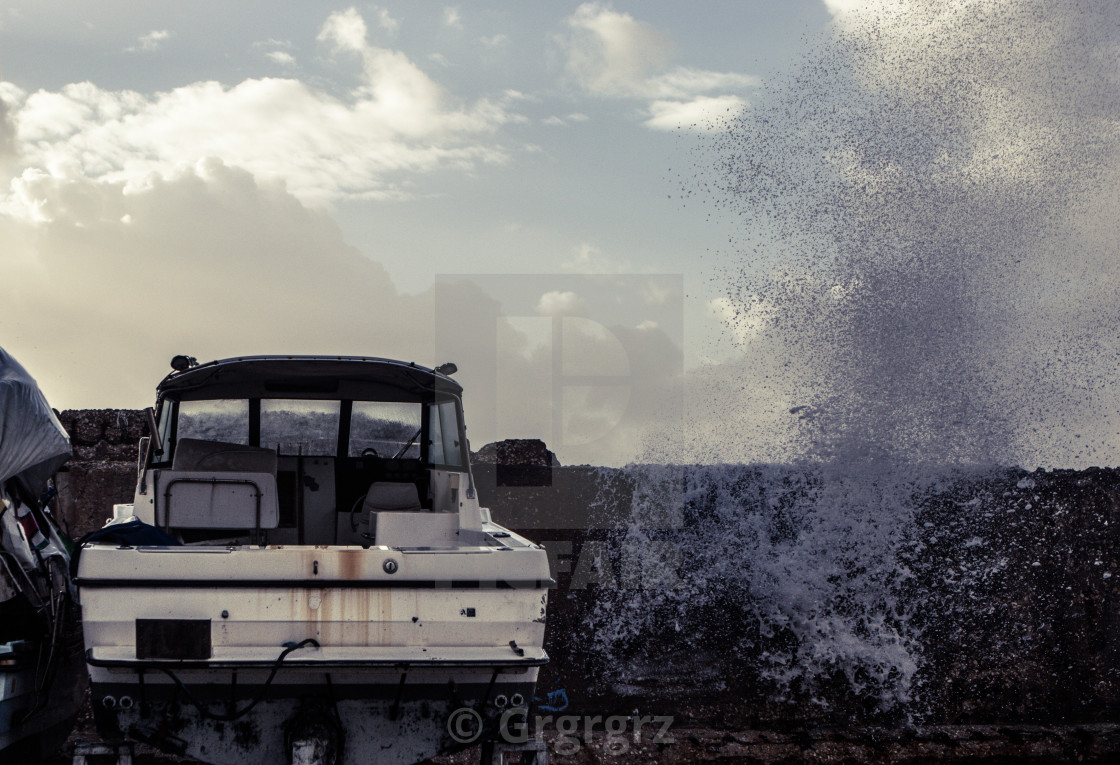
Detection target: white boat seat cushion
<box><xmin>163</xmin><ymin>439</ymin><xmax>279</xmax><ymax>532</ymax></box>
<box><xmin>156</xmin><ymin>470</ymin><xmax>280</xmax><ymax>530</ymax></box>
<box><xmin>362</xmin><ymin>482</ymin><xmax>422</xmax><ymax>513</ymax></box>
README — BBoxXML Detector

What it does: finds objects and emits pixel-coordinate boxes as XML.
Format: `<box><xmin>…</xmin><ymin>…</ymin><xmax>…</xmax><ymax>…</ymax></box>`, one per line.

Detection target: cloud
<box><xmin>0</xmin><ymin>163</ymin><xmax>689</xmax><ymax>466</ymax></box>
<box><xmin>0</xmin><ymin>94</ymin><xmax>14</xmax><ymax>166</ymax></box>
<box><xmin>645</xmin><ymin>95</ymin><xmax>748</xmax><ymax>130</ymax></box>
<box><xmin>318</xmin><ymin>8</ymin><xmax>368</xmax><ymax>53</ymax></box>
<box><xmin>560</xmin><ymin>2</ymin><xmax>756</xmax><ymax>129</ymax></box>
<box><xmin>0</xmin><ymin>10</ymin><xmax>518</xmax><ymax>208</ymax></box>
<box><xmin>479</xmin><ymin>34</ymin><xmax>508</xmax><ymax>49</ymax></box>
<box><xmin>0</xmin><ymin>161</ymin><xmax>426</xmax><ymax>406</ymax></box>
<box><xmin>0</xmin><ymin>8</ymin><xmax>696</xmax><ymax>467</ymax></box>
<box><xmin>254</xmin><ymin>39</ymin><xmax>295</xmax><ymax>67</ymax></box>
<box><xmin>822</xmin><ymin>0</ymin><xmax>869</xmax><ymax>16</ymax></box>
<box><xmin>563</xmin><ymin>3</ymin><xmax>673</xmax><ymax>98</ymax></box>
<box><xmin>128</xmin><ymin>30</ymin><xmax>171</xmax><ymax>53</ymax></box>
<box><xmin>443</xmin><ymin>7</ymin><xmax>462</xmax><ymax>29</ymax></box>
<box><xmin>265</xmin><ymin>51</ymin><xmax>296</xmax><ymax>67</ymax></box>
<box><xmin>561</xmin><ymin>242</ymin><xmax>630</xmax><ymax>273</ymax></box>
<box><xmin>372</xmin><ymin>7</ymin><xmax>400</xmax><ymax>35</ymax></box>
<box><xmin>536</xmin><ymin>290</ymin><xmax>588</xmax><ymax>316</ymax></box>
<box><xmin>316</xmin><ymin>6</ymin><xmax>401</xmax><ymax>44</ymax></box>
<box><xmin>543</xmin><ymin>111</ymin><xmax>591</xmax><ymax>127</ymax></box>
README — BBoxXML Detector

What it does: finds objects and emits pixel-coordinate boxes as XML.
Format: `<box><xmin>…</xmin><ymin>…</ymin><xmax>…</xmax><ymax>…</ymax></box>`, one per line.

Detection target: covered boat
<box><xmin>77</xmin><ymin>355</ymin><xmax>550</xmax><ymax>765</ymax></box>
<box><xmin>0</xmin><ymin>346</ymin><xmax>86</xmax><ymax>762</ymax></box>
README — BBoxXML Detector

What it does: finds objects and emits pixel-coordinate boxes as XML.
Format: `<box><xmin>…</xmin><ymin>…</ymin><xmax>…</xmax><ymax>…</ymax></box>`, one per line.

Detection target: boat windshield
<box><xmin>166</xmin><ymin>397</ymin><xmax>461</xmax><ymax>466</ymax></box>
<box><xmin>348</xmin><ymin>401</ymin><xmax>421</xmax><ymax>459</ymax></box>
<box><xmin>178</xmin><ymin>399</ymin><xmax>249</xmax><ymax>445</ymax></box>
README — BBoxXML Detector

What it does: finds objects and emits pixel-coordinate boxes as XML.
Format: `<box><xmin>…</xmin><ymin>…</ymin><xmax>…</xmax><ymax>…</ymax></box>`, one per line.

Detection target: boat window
<box><xmin>155</xmin><ymin>400</ymin><xmax>175</xmax><ymax>459</ymax></box>
<box><xmin>177</xmin><ymin>399</ymin><xmax>249</xmax><ymax>445</ymax></box>
<box><xmin>261</xmin><ymin>399</ymin><xmax>340</xmax><ymax>456</ymax></box>
<box><xmin>350</xmin><ymin>402</ymin><xmax>421</xmax><ymax>458</ymax></box>
<box><xmin>429</xmin><ymin>405</ymin><xmax>445</xmax><ymax>465</ymax></box>
<box><xmin>429</xmin><ymin>400</ymin><xmax>463</xmax><ymax>468</ymax></box>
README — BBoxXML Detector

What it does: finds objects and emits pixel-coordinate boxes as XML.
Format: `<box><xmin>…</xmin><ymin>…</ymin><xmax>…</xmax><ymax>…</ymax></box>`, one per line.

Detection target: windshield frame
<box><xmin>151</xmin><ymin>392</ymin><xmax>468</xmax><ymax>470</ymax></box>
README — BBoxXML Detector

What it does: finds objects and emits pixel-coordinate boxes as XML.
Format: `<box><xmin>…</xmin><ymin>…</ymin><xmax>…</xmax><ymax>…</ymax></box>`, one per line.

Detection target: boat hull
<box><xmin>90</xmin><ymin>668</ymin><xmax>538</xmax><ymax>765</ymax></box>
<box><xmin>78</xmin><ymin>543</ymin><xmax>550</xmax><ymax>764</ymax></box>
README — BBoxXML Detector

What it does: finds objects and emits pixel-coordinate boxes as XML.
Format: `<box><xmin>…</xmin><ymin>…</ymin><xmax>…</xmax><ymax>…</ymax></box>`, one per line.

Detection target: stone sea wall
<box><xmin>54</xmin><ymin>409</ymin><xmax>148</xmax><ymax>540</ymax></box>
<box><xmin>52</xmin><ymin>410</ymin><xmax>1120</xmax><ymax>730</ymax></box>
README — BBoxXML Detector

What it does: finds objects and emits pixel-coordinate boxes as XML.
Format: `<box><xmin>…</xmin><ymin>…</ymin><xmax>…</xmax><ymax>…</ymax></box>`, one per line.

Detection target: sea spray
<box><xmin>697</xmin><ymin>0</ymin><xmax>1120</xmax><ymax>469</ymax></box>
<box><xmin>587</xmin><ymin>0</ymin><xmax>1118</xmax><ymax>720</ymax></box>
<box><xmin>578</xmin><ymin>463</ymin><xmax>1120</xmax><ymax>723</ymax></box>
<box><xmin>587</xmin><ymin>460</ymin><xmax>925</xmax><ymax>718</ymax></box>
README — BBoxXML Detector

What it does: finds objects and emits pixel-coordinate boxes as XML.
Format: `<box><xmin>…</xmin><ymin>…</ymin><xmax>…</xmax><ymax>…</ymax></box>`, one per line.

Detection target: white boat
<box><xmin>1</xmin><ymin>347</ymin><xmax>87</xmax><ymax>763</ymax></box>
<box><xmin>76</xmin><ymin>356</ymin><xmax>551</xmax><ymax>765</ymax></box>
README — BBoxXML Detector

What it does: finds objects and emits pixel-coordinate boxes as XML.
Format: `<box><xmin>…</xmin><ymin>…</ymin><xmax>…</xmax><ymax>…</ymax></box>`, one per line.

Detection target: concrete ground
<box><xmin>47</xmin><ymin>695</ymin><xmax>1120</xmax><ymax>765</ymax></box>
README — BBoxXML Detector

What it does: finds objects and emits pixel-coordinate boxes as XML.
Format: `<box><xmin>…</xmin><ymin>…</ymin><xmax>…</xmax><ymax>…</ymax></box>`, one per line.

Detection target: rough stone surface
<box><xmin>474</xmin><ymin>439</ymin><xmax>561</xmax><ymax>467</ymax></box>
<box><xmin>55</xmin><ymin>409</ymin><xmax>145</xmax><ymax>539</ymax></box>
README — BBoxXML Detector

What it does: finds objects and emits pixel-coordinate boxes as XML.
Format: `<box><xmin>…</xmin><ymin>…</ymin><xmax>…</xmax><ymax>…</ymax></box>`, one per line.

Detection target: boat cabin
<box><xmin>137</xmin><ymin>356</ymin><xmax>475</xmax><ymax>548</ymax></box>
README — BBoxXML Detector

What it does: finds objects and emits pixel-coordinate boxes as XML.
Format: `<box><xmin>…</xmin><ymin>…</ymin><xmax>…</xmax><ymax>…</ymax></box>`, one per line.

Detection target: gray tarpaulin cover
<box><xmin>0</xmin><ymin>346</ymin><xmax>71</xmax><ymax>494</ymax></box>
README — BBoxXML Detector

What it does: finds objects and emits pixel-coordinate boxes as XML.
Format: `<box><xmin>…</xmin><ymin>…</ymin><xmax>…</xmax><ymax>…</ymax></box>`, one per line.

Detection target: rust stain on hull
<box><xmin>337</xmin><ymin>549</ymin><xmax>365</xmax><ymax>581</ymax></box>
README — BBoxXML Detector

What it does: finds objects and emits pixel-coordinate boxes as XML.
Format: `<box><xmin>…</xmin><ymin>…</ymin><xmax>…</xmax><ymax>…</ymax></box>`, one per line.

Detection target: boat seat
<box><xmin>160</xmin><ymin>439</ymin><xmax>280</xmax><ymax>536</ymax></box>
<box><xmin>173</xmin><ymin>438</ymin><xmax>277</xmax><ymax>475</ymax></box>
<box><xmin>154</xmin><ymin>470</ymin><xmax>280</xmax><ymax>531</ymax></box>
<box><xmin>361</xmin><ymin>481</ymin><xmax>422</xmax><ymax>513</ymax></box>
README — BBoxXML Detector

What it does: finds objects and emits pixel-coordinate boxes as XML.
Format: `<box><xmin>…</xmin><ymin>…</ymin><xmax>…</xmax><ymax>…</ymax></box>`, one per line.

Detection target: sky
<box><xmin>0</xmin><ymin>0</ymin><xmax>835</xmax><ymax>466</ymax></box>
<box><xmin>1</xmin><ymin>1</ymin><xmax>1117</xmax><ymax>468</ymax></box>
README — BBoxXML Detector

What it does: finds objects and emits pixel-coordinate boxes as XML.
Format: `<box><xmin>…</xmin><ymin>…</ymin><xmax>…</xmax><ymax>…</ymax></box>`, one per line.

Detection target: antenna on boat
<box><xmin>170</xmin><ymin>355</ymin><xmax>198</xmax><ymax>371</ymax></box>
